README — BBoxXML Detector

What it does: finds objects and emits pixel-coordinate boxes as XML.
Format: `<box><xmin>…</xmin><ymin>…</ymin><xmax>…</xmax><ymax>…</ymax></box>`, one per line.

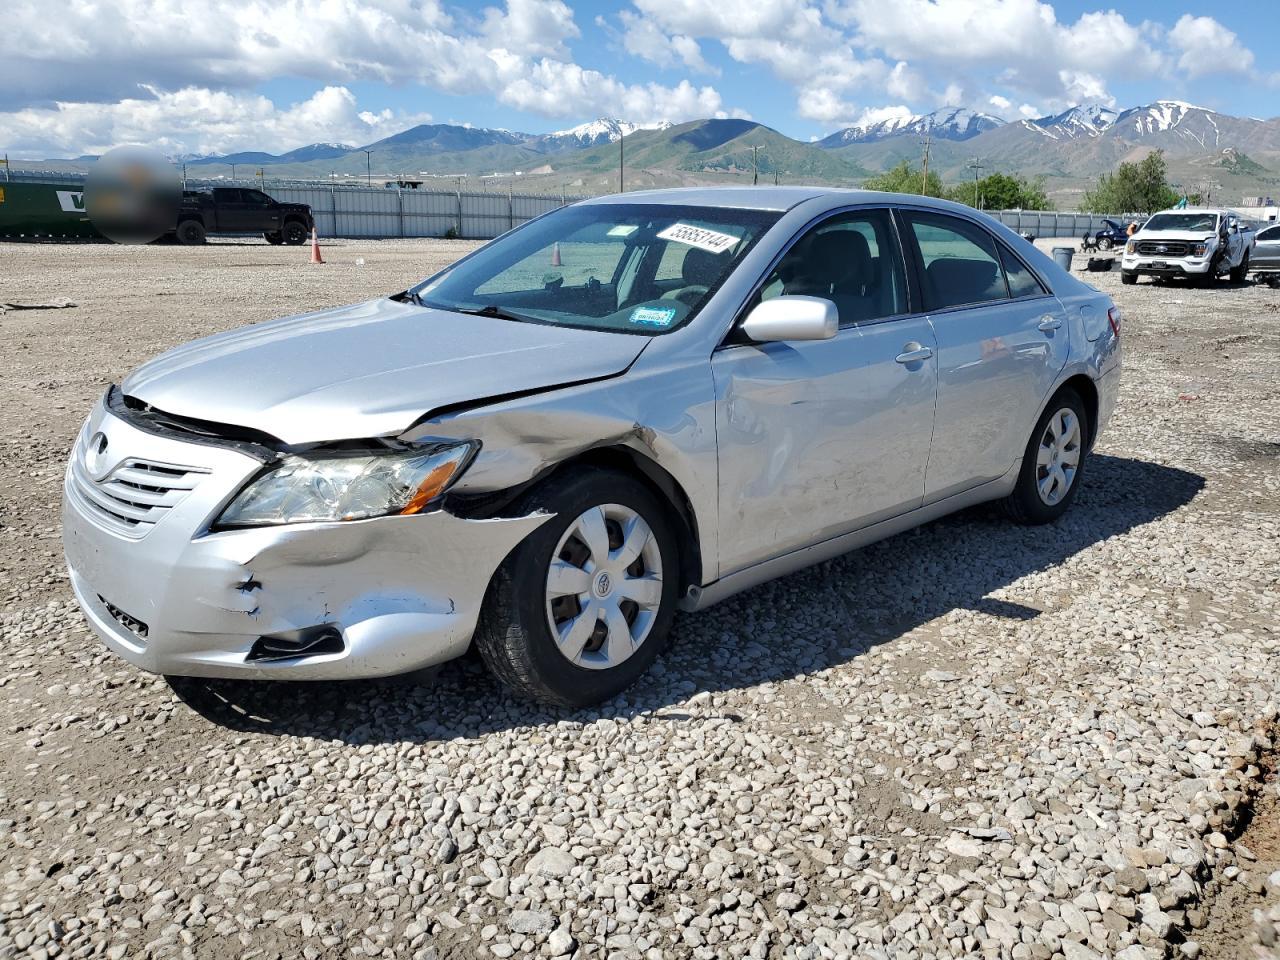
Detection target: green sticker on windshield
<box><xmin>630</xmin><ymin>306</ymin><xmax>678</xmax><ymax>328</ymax></box>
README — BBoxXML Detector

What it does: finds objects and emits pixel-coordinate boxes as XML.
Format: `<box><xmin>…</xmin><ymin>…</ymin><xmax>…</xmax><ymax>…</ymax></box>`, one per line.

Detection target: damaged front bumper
<box><xmin>62</xmin><ymin>399</ymin><xmax>548</xmax><ymax>680</ymax></box>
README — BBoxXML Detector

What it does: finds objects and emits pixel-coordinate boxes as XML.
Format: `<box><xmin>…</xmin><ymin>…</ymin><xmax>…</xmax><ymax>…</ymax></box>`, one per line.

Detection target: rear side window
<box><xmin>1258</xmin><ymin>225</ymin><xmax>1280</xmax><ymax>242</ymax></box>
<box><xmin>903</xmin><ymin>212</ymin><xmax>1008</xmax><ymax>310</ymax></box>
<box><xmin>999</xmin><ymin>245</ymin><xmax>1048</xmax><ymax>299</ymax></box>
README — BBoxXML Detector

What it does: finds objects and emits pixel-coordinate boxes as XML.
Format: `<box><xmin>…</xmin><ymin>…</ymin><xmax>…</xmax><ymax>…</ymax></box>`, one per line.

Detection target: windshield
<box><xmin>1144</xmin><ymin>213</ymin><xmax>1218</xmax><ymax>233</ymax></box>
<box><xmin>411</xmin><ymin>203</ymin><xmax>780</xmax><ymax>335</ymax></box>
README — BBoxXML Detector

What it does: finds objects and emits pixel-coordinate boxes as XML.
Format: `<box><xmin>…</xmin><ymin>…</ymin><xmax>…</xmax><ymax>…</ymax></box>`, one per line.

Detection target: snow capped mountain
<box><xmin>1113</xmin><ymin>100</ymin><xmax>1215</xmax><ymax>136</ymax></box>
<box><xmin>1029</xmin><ymin>104</ymin><xmax>1118</xmax><ymax>140</ymax></box>
<box><xmin>818</xmin><ymin>107</ymin><xmax>1005</xmax><ymax>147</ymax></box>
<box><xmin>540</xmin><ymin>118</ymin><xmax>673</xmax><ymax>150</ymax></box>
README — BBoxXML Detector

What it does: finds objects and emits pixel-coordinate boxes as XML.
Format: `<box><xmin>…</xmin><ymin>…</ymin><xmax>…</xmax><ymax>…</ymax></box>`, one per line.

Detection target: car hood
<box><xmin>122</xmin><ymin>298</ymin><xmax>650</xmax><ymax>445</ymax></box>
<box><xmin>1133</xmin><ymin>229</ymin><xmax>1216</xmax><ymax>242</ymax></box>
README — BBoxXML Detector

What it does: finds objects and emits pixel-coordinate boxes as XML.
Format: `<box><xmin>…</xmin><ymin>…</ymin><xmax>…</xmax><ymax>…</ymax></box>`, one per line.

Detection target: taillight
<box><xmin>1107</xmin><ymin>306</ymin><xmax>1122</xmax><ymax>336</ymax></box>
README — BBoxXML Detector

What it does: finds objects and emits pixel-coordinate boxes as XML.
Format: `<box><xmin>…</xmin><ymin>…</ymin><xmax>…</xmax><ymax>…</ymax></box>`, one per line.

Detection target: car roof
<box><xmin>578</xmin><ymin>186</ymin><xmax>999</xmax><ymax>217</ymax></box>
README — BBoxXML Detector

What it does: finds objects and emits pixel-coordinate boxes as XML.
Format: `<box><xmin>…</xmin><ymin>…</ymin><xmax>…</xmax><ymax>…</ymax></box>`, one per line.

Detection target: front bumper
<box><xmin>62</xmin><ymin>399</ymin><xmax>548</xmax><ymax>680</ymax></box>
<box><xmin>1120</xmin><ymin>255</ymin><xmax>1212</xmax><ymax>276</ymax></box>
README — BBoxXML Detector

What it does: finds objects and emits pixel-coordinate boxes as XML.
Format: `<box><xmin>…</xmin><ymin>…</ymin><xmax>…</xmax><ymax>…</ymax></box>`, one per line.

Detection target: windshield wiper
<box><xmin>450</xmin><ymin>303</ymin><xmax>538</xmax><ymax>324</ymax></box>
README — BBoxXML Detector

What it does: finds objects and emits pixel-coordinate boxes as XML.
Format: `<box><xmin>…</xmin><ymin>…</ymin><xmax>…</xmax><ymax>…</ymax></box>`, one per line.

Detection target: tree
<box><xmin>1083</xmin><ymin>150</ymin><xmax>1180</xmax><ymax>214</ymax></box>
<box><xmin>863</xmin><ymin>160</ymin><xmax>945</xmax><ymax>198</ymax></box>
<box><xmin>946</xmin><ymin>172</ymin><xmax>1052</xmax><ymax>210</ymax></box>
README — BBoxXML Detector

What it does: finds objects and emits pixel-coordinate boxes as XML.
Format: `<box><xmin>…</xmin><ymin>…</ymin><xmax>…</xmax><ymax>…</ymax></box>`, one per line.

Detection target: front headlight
<box><xmin>1125</xmin><ymin>241</ymin><xmax>1137</xmax><ymax>254</ymax></box>
<box><xmin>217</xmin><ymin>441</ymin><xmax>477</xmax><ymax>527</ymax></box>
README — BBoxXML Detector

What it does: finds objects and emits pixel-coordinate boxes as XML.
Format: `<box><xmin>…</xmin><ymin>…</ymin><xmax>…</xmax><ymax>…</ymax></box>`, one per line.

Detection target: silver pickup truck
<box><xmin>1121</xmin><ymin>207</ymin><xmax>1254</xmax><ymax>286</ymax></box>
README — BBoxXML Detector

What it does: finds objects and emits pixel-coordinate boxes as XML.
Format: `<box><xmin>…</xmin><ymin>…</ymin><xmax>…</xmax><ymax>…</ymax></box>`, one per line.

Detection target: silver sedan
<box><xmin>63</xmin><ymin>188</ymin><xmax>1122</xmax><ymax>706</ymax></box>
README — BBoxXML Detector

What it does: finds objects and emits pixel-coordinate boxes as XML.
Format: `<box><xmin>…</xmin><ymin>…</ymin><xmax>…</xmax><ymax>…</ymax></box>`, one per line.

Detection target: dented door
<box><xmin>711</xmin><ymin>319</ymin><xmax>938</xmax><ymax>576</ymax></box>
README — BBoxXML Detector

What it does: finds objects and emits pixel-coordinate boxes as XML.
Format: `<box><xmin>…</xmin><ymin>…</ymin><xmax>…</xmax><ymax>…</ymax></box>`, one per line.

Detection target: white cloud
<box><xmin>615</xmin><ymin>11</ymin><xmax>716</xmax><ymax>73</ymax></box>
<box><xmin>1168</xmin><ymin>15</ymin><xmax>1255</xmax><ymax>78</ymax></box>
<box><xmin>989</xmin><ymin>95</ymin><xmax>1012</xmax><ymax>111</ymax></box>
<box><xmin>0</xmin><ymin>86</ymin><xmax>430</xmax><ymax>158</ymax></box>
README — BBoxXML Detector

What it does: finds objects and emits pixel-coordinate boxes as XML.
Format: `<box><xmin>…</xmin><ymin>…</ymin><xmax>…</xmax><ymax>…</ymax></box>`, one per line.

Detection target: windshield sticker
<box><xmin>656</xmin><ymin>222</ymin><xmax>739</xmax><ymax>254</ymax></box>
<box><xmin>630</xmin><ymin>306</ymin><xmax>678</xmax><ymax>328</ymax></box>
<box><xmin>607</xmin><ymin>224</ymin><xmax>639</xmax><ymax>237</ymax></box>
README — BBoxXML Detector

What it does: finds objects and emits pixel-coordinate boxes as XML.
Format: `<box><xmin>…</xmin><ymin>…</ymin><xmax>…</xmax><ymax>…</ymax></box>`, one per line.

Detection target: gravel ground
<box><xmin>1</xmin><ymin>237</ymin><xmax>1278</xmax><ymax>960</ymax></box>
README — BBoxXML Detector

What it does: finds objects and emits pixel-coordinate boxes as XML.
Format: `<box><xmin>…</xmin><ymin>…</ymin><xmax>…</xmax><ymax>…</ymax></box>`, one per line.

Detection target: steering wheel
<box><xmin>661</xmin><ymin>285</ymin><xmax>709</xmax><ymax>307</ymax></box>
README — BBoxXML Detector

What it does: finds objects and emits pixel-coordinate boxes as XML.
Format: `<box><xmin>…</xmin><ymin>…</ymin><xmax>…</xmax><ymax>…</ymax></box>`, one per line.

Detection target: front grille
<box><xmin>69</xmin><ymin>435</ymin><xmax>208</xmax><ymax>538</ymax></box>
<box><xmin>1136</xmin><ymin>240</ymin><xmax>1191</xmax><ymax>257</ymax></box>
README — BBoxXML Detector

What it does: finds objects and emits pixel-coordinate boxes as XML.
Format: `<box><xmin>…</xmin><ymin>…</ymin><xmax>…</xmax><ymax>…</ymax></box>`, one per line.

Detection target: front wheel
<box><xmin>474</xmin><ymin>469</ymin><xmax>680</xmax><ymax>707</ymax></box>
<box><xmin>1098</xmin><ymin>237</ymin><xmax>1113</xmax><ymax>251</ymax></box>
<box><xmin>1121</xmin><ymin>270</ymin><xmax>1137</xmax><ymax>285</ymax></box>
<box><xmin>264</xmin><ymin>231</ymin><xmax>284</xmax><ymax>245</ymax></box>
<box><xmin>1003</xmin><ymin>390</ymin><xmax>1089</xmax><ymax>525</ymax></box>
<box><xmin>282</xmin><ymin>220</ymin><xmax>309</xmax><ymax>245</ymax></box>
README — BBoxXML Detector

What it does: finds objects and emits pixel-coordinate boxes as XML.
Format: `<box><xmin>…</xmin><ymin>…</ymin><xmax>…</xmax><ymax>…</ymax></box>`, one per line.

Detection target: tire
<box><xmin>1121</xmin><ymin>271</ymin><xmax>1137</xmax><ymax>285</ymax></box>
<box><xmin>264</xmin><ymin>231</ymin><xmax>284</xmax><ymax>245</ymax></box>
<box><xmin>1003</xmin><ymin>389</ymin><xmax>1089</xmax><ymax>525</ymax></box>
<box><xmin>176</xmin><ymin>220</ymin><xmax>206</xmax><ymax>245</ymax></box>
<box><xmin>282</xmin><ymin>220</ymin><xmax>309</xmax><ymax>245</ymax></box>
<box><xmin>1229</xmin><ymin>251</ymin><xmax>1250</xmax><ymax>284</ymax></box>
<box><xmin>473</xmin><ymin>468</ymin><xmax>681</xmax><ymax>708</ymax></box>
<box><xmin>1098</xmin><ymin>237</ymin><xmax>1113</xmax><ymax>251</ymax></box>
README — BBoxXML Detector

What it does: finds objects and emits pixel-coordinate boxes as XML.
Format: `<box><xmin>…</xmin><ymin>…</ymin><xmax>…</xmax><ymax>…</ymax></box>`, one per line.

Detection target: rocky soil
<box><xmin>1</xmin><ymin>238</ymin><xmax>1278</xmax><ymax>959</ymax></box>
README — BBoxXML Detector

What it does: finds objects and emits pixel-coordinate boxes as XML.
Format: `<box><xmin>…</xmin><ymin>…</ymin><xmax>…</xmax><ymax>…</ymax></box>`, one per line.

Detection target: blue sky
<box><xmin>2</xmin><ymin>0</ymin><xmax>1278</xmax><ymax>156</ymax></box>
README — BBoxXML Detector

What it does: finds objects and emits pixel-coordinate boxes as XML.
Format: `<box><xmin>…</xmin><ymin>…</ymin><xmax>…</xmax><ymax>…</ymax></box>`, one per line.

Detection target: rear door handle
<box><xmin>1038</xmin><ymin>316</ymin><xmax>1063</xmax><ymax>332</ymax></box>
<box><xmin>895</xmin><ymin>343</ymin><xmax>933</xmax><ymax>364</ymax></box>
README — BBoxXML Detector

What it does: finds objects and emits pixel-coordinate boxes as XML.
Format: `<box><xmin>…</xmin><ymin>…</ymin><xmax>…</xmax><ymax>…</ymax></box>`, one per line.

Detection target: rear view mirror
<box><xmin>741</xmin><ymin>296</ymin><xmax>838</xmax><ymax>343</ymax></box>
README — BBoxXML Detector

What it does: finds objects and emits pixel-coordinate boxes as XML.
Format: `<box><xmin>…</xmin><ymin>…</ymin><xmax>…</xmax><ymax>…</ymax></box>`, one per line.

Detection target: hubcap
<box><xmin>545</xmin><ymin>504</ymin><xmax>663</xmax><ymax>671</ymax></box>
<box><xmin>1036</xmin><ymin>408</ymin><xmax>1081</xmax><ymax>506</ymax></box>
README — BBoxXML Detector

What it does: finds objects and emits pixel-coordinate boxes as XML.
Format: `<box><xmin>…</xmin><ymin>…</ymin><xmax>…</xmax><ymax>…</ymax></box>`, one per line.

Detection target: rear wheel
<box><xmin>474</xmin><ymin>469</ymin><xmax>680</xmax><ymax>707</ymax></box>
<box><xmin>176</xmin><ymin>220</ymin><xmax>206</xmax><ymax>245</ymax></box>
<box><xmin>1121</xmin><ymin>271</ymin><xmax>1137</xmax><ymax>285</ymax></box>
<box><xmin>282</xmin><ymin>220</ymin><xmax>309</xmax><ymax>245</ymax></box>
<box><xmin>1003</xmin><ymin>389</ymin><xmax>1089</xmax><ymax>525</ymax></box>
<box><xmin>264</xmin><ymin>231</ymin><xmax>284</xmax><ymax>245</ymax></box>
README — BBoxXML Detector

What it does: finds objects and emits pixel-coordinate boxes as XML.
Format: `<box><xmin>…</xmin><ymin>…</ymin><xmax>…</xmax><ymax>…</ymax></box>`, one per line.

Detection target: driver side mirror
<box><xmin>741</xmin><ymin>296</ymin><xmax>838</xmax><ymax>343</ymax></box>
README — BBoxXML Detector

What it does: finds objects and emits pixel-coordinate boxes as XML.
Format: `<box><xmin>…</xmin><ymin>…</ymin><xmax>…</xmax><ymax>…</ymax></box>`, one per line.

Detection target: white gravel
<box><xmin>0</xmin><ymin>238</ymin><xmax>1278</xmax><ymax>959</ymax></box>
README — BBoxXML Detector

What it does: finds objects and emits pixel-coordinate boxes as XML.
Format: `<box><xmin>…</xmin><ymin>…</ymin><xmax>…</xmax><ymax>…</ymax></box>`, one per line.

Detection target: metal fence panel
<box><xmin>4</xmin><ymin>170</ymin><xmax>1143</xmax><ymax>240</ymax></box>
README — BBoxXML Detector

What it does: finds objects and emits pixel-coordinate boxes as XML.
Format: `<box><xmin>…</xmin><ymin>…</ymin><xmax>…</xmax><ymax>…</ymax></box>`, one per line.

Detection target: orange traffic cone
<box><xmin>550</xmin><ymin>241</ymin><xmax>562</xmax><ymax>267</ymax></box>
<box><xmin>310</xmin><ymin>227</ymin><xmax>324</xmax><ymax>264</ymax></box>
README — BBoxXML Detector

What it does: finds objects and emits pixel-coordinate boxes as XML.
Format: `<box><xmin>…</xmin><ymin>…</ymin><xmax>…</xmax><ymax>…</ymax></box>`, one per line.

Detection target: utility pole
<box><xmin>752</xmin><ymin>145</ymin><xmax>759</xmax><ymax>186</ymax></box>
<box><xmin>230</xmin><ymin>163</ymin><xmax>237</xmax><ymax>181</ymax></box>
<box><xmin>362</xmin><ymin>150</ymin><xmax>373</xmax><ymax>187</ymax></box>
<box><xmin>966</xmin><ymin>157</ymin><xmax>985</xmax><ymax>209</ymax></box>
<box><xmin>618</xmin><ymin>131</ymin><xmax>624</xmax><ymax>194</ymax></box>
<box><xmin>1</xmin><ymin>154</ymin><xmax>9</xmax><ymax>181</ymax></box>
<box><xmin>920</xmin><ymin>123</ymin><xmax>933</xmax><ymax>196</ymax></box>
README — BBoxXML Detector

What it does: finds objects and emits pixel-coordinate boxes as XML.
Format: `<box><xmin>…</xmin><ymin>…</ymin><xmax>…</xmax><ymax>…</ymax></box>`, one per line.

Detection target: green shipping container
<box><xmin>0</xmin><ymin>181</ymin><xmax>102</xmax><ymax>239</ymax></box>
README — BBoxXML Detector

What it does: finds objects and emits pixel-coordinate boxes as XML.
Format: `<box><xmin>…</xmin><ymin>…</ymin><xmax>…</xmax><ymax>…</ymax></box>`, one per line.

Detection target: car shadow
<box><xmin>168</xmin><ymin>454</ymin><xmax>1205</xmax><ymax>740</ymax></box>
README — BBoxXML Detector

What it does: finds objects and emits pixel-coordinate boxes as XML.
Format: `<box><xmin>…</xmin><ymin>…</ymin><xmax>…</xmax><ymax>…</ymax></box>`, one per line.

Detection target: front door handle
<box><xmin>895</xmin><ymin>343</ymin><xmax>933</xmax><ymax>364</ymax></box>
<box><xmin>1037</xmin><ymin>315</ymin><xmax>1063</xmax><ymax>332</ymax></box>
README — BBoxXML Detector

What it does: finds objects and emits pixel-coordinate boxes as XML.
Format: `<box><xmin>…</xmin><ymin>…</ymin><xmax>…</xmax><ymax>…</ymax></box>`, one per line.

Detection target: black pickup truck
<box><xmin>175</xmin><ymin>188</ymin><xmax>314</xmax><ymax>245</ymax></box>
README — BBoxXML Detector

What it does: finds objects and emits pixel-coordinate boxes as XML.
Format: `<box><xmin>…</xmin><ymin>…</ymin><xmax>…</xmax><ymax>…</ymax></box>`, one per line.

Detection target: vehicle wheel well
<box><xmin>545</xmin><ymin>447</ymin><xmax>703</xmax><ymax>593</ymax></box>
<box><xmin>1055</xmin><ymin>375</ymin><xmax>1099</xmax><ymax>449</ymax></box>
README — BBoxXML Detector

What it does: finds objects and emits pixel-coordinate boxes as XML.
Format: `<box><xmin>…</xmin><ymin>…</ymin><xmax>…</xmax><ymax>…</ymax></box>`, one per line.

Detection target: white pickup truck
<box><xmin>1121</xmin><ymin>207</ymin><xmax>1254</xmax><ymax>286</ymax></box>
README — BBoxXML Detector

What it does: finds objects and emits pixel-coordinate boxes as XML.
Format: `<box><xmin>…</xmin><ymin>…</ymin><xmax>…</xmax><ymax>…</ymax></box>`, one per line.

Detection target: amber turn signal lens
<box><xmin>400</xmin><ymin>461</ymin><xmax>463</xmax><ymax>515</ymax></box>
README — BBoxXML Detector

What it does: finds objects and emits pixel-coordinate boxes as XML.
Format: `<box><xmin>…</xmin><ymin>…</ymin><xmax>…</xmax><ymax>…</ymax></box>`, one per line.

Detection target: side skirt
<box><xmin>681</xmin><ymin>462</ymin><xmax>1019</xmax><ymax>612</ymax></box>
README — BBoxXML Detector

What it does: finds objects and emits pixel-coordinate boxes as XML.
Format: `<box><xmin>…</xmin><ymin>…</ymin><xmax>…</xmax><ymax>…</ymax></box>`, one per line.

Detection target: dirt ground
<box><xmin>1</xmin><ymin>237</ymin><xmax>1278</xmax><ymax>960</ymax></box>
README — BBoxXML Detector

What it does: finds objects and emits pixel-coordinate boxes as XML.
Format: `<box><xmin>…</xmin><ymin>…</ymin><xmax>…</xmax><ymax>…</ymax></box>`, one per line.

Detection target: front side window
<box><xmin>1257</xmin><ymin>225</ymin><xmax>1280</xmax><ymax>242</ymax></box>
<box><xmin>904</xmin><ymin>212</ymin><xmax>1009</xmax><ymax>310</ymax></box>
<box><xmin>754</xmin><ymin>209</ymin><xmax>907</xmax><ymax>326</ymax></box>
<box><xmin>414</xmin><ymin>203</ymin><xmax>779</xmax><ymax>335</ymax></box>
